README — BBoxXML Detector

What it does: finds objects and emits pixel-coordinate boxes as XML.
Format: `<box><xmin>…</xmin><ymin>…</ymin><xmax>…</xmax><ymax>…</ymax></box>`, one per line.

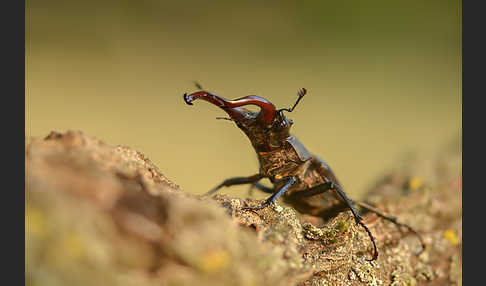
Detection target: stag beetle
<box><xmin>183</xmin><ymin>84</ymin><xmax>425</xmax><ymax>261</ymax></box>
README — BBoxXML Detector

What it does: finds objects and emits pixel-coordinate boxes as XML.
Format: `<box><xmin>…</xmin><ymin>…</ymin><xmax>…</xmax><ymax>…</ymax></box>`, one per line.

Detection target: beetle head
<box><xmin>183</xmin><ymin>88</ymin><xmax>306</xmax><ymax>151</ymax></box>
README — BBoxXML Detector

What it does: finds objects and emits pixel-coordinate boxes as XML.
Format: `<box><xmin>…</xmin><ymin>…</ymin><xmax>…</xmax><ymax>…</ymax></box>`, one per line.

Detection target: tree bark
<box><xmin>26</xmin><ymin>130</ymin><xmax>462</xmax><ymax>286</ymax></box>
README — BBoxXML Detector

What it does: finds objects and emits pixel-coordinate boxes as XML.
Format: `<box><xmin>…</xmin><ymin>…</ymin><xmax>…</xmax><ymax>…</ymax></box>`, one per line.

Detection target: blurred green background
<box><xmin>25</xmin><ymin>0</ymin><xmax>461</xmax><ymax>199</ymax></box>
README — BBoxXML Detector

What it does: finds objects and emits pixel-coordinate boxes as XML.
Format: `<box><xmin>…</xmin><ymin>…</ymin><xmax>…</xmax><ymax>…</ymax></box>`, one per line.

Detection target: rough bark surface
<box><xmin>26</xmin><ymin>130</ymin><xmax>462</xmax><ymax>286</ymax></box>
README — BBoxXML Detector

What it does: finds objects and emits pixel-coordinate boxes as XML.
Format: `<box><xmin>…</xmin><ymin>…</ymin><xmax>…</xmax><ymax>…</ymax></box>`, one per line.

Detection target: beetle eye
<box><xmin>289</xmin><ymin>119</ymin><xmax>294</xmax><ymax>125</ymax></box>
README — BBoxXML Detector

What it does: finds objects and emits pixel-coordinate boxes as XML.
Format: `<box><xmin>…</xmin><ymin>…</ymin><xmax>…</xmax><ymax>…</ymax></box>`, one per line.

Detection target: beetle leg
<box><xmin>204</xmin><ymin>174</ymin><xmax>264</xmax><ymax>196</ymax></box>
<box><xmin>247</xmin><ymin>182</ymin><xmax>275</xmax><ymax>198</ymax></box>
<box><xmin>243</xmin><ymin>176</ymin><xmax>296</xmax><ymax>210</ymax></box>
<box><xmin>328</xmin><ymin>181</ymin><xmax>379</xmax><ymax>261</ymax></box>
<box><xmin>308</xmin><ymin>158</ymin><xmax>378</xmax><ymax>260</ymax></box>
<box><xmin>288</xmin><ymin>179</ymin><xmax>379</xmax><ymax>260</ymax></box>
<box><xmin>354</xmin><ymin>201</ymin><xmax>426</xmax><ymax>254</ymax></box>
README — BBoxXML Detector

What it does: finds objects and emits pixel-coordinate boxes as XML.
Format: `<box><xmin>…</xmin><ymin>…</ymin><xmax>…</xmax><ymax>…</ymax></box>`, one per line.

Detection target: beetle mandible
<box><xmin>183</xmin><ymin>84</ymin><xmax>425</xmax><ymax>261</ymax></box>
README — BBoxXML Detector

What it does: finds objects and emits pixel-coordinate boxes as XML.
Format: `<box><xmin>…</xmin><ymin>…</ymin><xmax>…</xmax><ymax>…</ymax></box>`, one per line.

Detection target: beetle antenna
<box><xmin>194</xmin><ymin>81</ymin><xmax>203</xmax><ymax>90</ymax></box>
<box><xmin>278</xmin><ymin>88</ymin><xmax>307</xmax><ymax>113</ymax></box>
<box><xmin>216</xmin><ymin>117</ymin><xmax>235</xmax><ymax>121</ymax></box>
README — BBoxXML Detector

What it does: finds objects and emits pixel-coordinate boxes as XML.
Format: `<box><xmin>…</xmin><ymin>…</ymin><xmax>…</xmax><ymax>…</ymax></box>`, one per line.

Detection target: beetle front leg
<box><xmin>243</xmin><ymin>176</ymin><xmax>296</xmax><ymax>211</ymax></box>
<box><xmin>247</xmin><ymin>182</ymin><xmax>275</xmax><ymax>198</ymax></box>
<box><xmin>205</xmin><ymin>174</ymin><xmax>264</xmax><ymax>196</ymax></box>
